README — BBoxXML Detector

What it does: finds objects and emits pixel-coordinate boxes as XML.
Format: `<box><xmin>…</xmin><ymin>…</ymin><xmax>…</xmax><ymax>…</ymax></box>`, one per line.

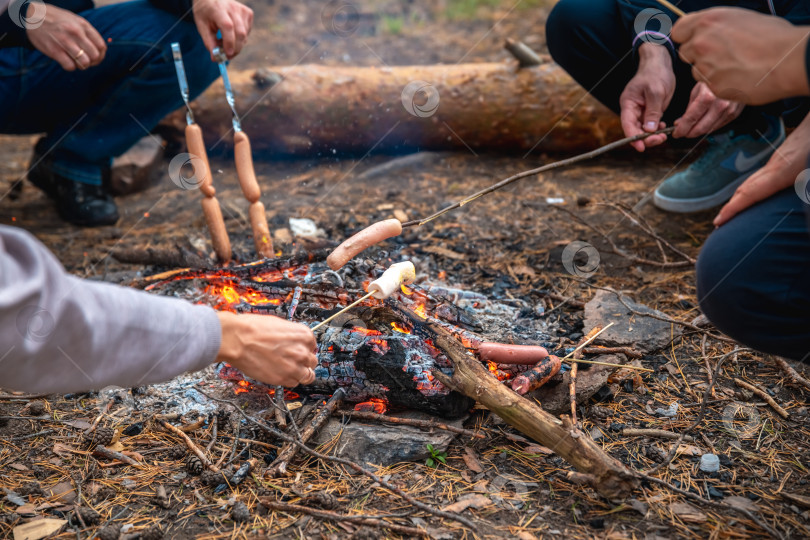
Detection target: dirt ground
<box><xmin>1</xmin><ymin>1</ymin><xmax>810</xmax><ymax>539</ymax></box>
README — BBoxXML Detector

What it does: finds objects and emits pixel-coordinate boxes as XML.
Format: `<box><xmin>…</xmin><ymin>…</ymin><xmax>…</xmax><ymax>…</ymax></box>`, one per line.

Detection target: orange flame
<box><xmin>413</xmin><ymin>303</ymin><xmax>428</xmax><ymax>319</ymax></box>
<box><xmin>354</xmin><ymin>397</ymin><xmax>387</xmax><ymax>414</ymax></box>
<box><xmin>350</xmin><ymin>327</ymin><xmax>383</xmax><ymax>336</ymax></box>
<box><xmin>391</xmin><ymin>322</ymin><xmax>412</xmax><ymax>334</ymax></box>
<box><xmin>400</xmin><ymin>284</ymin><xmax>413</xmax><ymax>295</ymax></box>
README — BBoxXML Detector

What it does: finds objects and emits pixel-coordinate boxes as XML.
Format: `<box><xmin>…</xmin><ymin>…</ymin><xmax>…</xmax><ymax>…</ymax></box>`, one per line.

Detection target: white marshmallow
<box><xmin>368</xmin><ymin>261</ymin><xmax>416</xmax><ymax>299</ymax></box>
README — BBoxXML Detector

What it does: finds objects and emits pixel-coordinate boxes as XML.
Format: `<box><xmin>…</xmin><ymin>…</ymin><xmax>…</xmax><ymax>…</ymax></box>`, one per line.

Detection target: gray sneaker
<box><xmin>653</xmin><ymin>115</ymin><xmax>785</xmax><ymax>213</ymax></box>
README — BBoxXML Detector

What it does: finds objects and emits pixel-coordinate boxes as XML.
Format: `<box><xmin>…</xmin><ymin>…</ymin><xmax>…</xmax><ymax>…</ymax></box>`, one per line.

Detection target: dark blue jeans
<box><xmin>0</xmin><ymin>0</ymin><xmax>218</xmax><ymax>185</ymax></box>
<box><xmin>697</xmin><ymin>189</ymin><xmax>810</xmax><ymax>362</ymax></box>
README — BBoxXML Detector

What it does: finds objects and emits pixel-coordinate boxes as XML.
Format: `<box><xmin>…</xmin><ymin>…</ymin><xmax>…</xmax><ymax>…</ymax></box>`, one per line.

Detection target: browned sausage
<box><xmin>234</xmin><ymin>131</ymin><xmax>261</xmax><ymax>203</ymax></box>
<box><xmin>184</xmin><ymin>124</ymin><xmax>214</xmax><ymax>197</ymax></box>
<box><xmin>477</xmin><ymin>342</ymin><xmax>549</xmax><ymax>365</ymax></box>
<box><xmin>201</xmin><ymin>196</ymin><xmax>231</xmax><ymax>264</ymax></box>
<box><xmin>326</xmin><ymin>219</ymin><xmax>403</xmax><ymax>270</ymax></box>
<box><xmin>249</xmin><ymin>201</ymin><xmax>275</xmax><ymax>259</ymax></box>
<box><xmin>511</xmin><ymin>355</ymin><xmax>562</xmax><ymax>395</ymax></box>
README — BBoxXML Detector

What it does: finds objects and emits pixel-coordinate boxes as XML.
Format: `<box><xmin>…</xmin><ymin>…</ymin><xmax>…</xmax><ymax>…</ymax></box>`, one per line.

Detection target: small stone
<box><xmin>95</xmin><ymin>525</ymin><xmax>120</xmax><ymax>540</ymax></box>
<box><xmin>589</xmin><ymin>517</ymin><xmax>605</xmax><ymax>528</ymax></box>
<box><xmin>140</xmin><ymin>525</ymin><xmax>163</xmax><ymax>540</ymax></box>
<box><xmin>707</xmin><ymin>486</ymin><xmax>725</xmax><ymax>499</ymax></box>
<box><xmin>589</xmin><ymin>427</ymin><xmax>604</xmax><ymax>441</ymax></box>
<box><xmin>231</xmin><ymin>501</ymin><xmax>251</xmax><ymax>523</ymax></box>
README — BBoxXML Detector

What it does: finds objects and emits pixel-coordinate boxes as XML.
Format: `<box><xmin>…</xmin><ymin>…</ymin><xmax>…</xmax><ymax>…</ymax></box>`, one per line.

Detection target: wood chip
<box><xmin>781</xmin><ymin>492</ymin><xmax>810</xmax><ymax>509</ymax></box>
<box><xmin>462</xmin><ymin>448</ymin><xmax>484</xmax><ymax>473</ymax></box>
<box><xmin>725</xmin><ymin>495</ymin><xmax>760</xmax><ymax>513</ymax></box>
<box><xmin>668</xmin><ymin>502</ymin><xmax>707</xmax><ymax>523</ymax></box>
<box><xmin>46</xmin><ymin>482</ymin><xmax>76</xmax><ymax>504</ymax></box>
<box><xmin>440</xmin><ymin>494</ymin><xmax>491</xmax><ymax>513</ymax></box>
<box><xmin>422</xmin><ymin>245</ymin><xmax>466</xmax><ymax>260</ymax></box>
<box><xmin>13</xmin><ymin>518</ymin><xmax>68</xmax><ymax>540</ymax></box>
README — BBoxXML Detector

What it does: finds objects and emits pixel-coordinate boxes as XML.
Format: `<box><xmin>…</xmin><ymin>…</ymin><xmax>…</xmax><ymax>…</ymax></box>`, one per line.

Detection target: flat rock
<box><xmin>110</xmin><ymin>135</ymin><xmax>165</xmax><ymax>196</ymax></box>
<box><xmin>314</xmin><ymin>411</ymin><xmax>465</xmax><ymax>468</ymax></box>
<box><xmin>584</xmin><ymin>290</ymin><xmax>682</xmax><ymax>353</ymax></box>
<box><xmin>529</xmin><ymin>355</ymin><xmax>622</xmax><ymax>414</ymax></box>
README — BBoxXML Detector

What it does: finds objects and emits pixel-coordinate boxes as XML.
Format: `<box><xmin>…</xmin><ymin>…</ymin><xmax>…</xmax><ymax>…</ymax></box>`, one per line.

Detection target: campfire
<box><xmin>144</xmin><ymin>249</ymin><xmax>550</xmax><ymax>419</ymax></box>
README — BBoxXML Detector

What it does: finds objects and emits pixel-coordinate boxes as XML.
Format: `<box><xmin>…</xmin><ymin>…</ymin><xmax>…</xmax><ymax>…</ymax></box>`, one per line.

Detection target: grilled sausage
<box><xmin>326</xmin><ymin>219</ymin><xmax>403</xmax><ymax>270</ymax></box>
<box><xmin>477</xmin><ymin>342</ymin><xmax>549</xmax><ymax>365</ymax></box>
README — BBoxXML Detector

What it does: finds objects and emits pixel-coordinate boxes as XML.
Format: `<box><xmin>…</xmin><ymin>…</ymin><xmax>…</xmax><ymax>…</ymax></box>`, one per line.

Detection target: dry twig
<box><xmin>773</xmin><ymin>357</ymin><xmax>810</xmax><ymax>392</ymax></box>
<box><xmin>339</xmin><ymin>411</ymin><xmax>486</xmax><ymax>439</ymax></box>
<box><xmin>734</xmin><ymin>378</ymin><xmax>790</xmax><ymax>420</ymax></box>
<box><xmin>260</xmin><ymin>500</ymin><xmax>425</xmax><ymax>537</ymax></box>
<box><xmin>159</xmin><ymin>419</ymin><xmax>220</xmax><ymax>473</ymax></box>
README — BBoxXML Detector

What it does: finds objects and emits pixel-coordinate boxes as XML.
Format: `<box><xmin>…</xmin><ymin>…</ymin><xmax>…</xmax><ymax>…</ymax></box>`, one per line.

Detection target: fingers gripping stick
<box><xmin>312</xmin><ymin>261</ymin><xmax>416</xmax><ymax>331</ymax></box>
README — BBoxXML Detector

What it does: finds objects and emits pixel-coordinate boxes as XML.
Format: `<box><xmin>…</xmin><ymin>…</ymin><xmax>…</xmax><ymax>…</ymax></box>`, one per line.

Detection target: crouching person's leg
<box><xmin>4</xmin><ymin>0</ymin><xmax>219</xmax><ymax>226</ymax></box>
<box><xmin>697</xmin><ymin>189</ymin><xmax>810</xmax><ymax>362</ymax></box>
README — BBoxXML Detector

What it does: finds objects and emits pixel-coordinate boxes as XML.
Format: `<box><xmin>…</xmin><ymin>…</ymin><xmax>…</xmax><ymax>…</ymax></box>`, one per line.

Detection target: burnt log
<box><xmin>423</xmin><ymin>321</ymin><xmax>639</xmax><ymax>499</ymax></box>
<box><xmin>161</xmin><ymin>62</ymin><xmax>622</xmax><ymax>157</ymax></box>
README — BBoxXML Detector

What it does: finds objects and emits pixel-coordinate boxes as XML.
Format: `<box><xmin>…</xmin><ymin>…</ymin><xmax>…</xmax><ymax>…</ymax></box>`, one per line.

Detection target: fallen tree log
<box><xmin>426</xmin><ymin>324</ymin><xmax>639</xmax><ymax>499</ymax></box>
<box><xmin>161</xmin><ymin>62</ymin><xmax>622</xmax><ymax>157</ymax></box>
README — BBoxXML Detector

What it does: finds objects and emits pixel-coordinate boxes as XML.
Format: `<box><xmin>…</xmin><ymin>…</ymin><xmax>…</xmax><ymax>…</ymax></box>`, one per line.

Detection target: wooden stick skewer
<box><xmin>312</xmin><ymin>291</ymin><xmax>375</xmax><ymax>331</ymax></box>
<box><xmin>561</xmin><ymin>322</ymin><xmax>653</xmax><ymax>372</ymax></box>
<box><xmin>654</xmin><ymin>0</ymin><xmax>686</xmax><ymax>17</ymax></box>
<box><xmin>401</xmin><ymin>127</ymin><xmax>674</xmax><ymax>229</ymax></box>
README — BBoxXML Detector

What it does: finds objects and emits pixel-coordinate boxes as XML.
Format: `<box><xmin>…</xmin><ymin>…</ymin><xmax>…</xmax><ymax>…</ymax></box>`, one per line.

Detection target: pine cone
<box><xmin>140</xmin><ymin>525</ymin><xmax>163</xmax><ymax>540</ymax></box>
<box><xmin>200</xmin><ymin>469</ymin><xmax>229</xmax><ymax>487</ymax></box>
<box><xmin>95</xmin><ymin>525</ymin><xmax>120</xmax><ymax>540</ymax></box>
<box><xmin>231</xmin><ymin>501</ymin><xmax>250</xmax><ymax>523</ymax></box>
<box><xmin>167</xmin><ymin>444</ymin><xmax>187</xmax><ymax>460</ymax></box>
<box><xmin>83</xmin><ymin>426</ymin><xmax>116</xmax><ymax>448</ymax></box>
<box><xmin>73</xmin><ymin>506</ymin><xmax>100</xmax><ymax>525</ymax></box>
<box><xmin>185</xmin><ymin>455</ymin><xmax>203</xmax><ymax>476</ymax></box>
<box><xmin>301</xmin><ymin>492</ymin><xmax>339</xmax><ymax>510</ymax></box>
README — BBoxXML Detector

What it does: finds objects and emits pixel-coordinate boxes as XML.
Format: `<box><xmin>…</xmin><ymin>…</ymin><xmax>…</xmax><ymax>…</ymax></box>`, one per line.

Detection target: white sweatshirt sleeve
<box><xmin>0</xmin><ymin>225</ymin><xmax>221</xmax><ymax>393</ymax></box>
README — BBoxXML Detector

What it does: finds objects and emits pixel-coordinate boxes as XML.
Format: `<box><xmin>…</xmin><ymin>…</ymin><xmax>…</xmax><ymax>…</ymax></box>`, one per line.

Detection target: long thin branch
<box><xmin>773</xmin><ymin>356</ymin><xmax>810</xmax><ymax>391</ymax></box>
<box><xmin>339</xmin><ymin>410</ymin><xmax>486</xmax><ymax>439</ymax></box>
<box><xmin>402</xmin><ymin>127</ymin><xmax>675</xmax><ymax>228</ymax></box>
<box><xmin>260</xmin><ymin>500</ymin><xmax>425</xmax><ymax>537</ymax></box>
<box><xmin>734</xmin><ymin>378</ymin><xmax>790</xmax><ymax>419</ymax></box>
<box><xmin>159</xmin><ymin>419</ymin><xmax>220</xmax><ymax>473</ymax></box>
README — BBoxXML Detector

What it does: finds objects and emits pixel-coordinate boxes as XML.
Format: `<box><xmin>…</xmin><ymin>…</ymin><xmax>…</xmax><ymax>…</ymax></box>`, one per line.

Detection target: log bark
<box><xmin>429</xmin><ymin>328</ymin><xmax>639</xmax><ymax>499</ymax></box>
<box><xmin>161</xmin><ymin>62</ymin><xmax>621</xmax><ymax>156</ymax></box>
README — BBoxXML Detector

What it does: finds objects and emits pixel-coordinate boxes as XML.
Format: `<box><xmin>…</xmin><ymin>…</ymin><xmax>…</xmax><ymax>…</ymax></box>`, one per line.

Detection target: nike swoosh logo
<box><xmin>733</xmin><ymin>149</ymin><xmax>768</xmax><ymax>172</ymax></box>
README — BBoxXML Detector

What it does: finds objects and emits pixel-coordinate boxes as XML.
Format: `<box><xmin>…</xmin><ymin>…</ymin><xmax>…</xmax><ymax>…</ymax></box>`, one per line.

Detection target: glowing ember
<box><xmin>413</xmin><ymin>303</ymin><xmax>428</xmax><ymax>319</ymax></box>
<box><xmin>350</xmin><ymin>327</ymin><xmax>383</xmax><ymax>336</ymax></box>
<box><xmin>391</xmin><ymin>322</ymin><xmax>412</xmax><ymax>334</ymax></box>
<box><xmin>354</xmin><ymin>398</ymin><xmax>387</xmax><ymax>414</ymax></box>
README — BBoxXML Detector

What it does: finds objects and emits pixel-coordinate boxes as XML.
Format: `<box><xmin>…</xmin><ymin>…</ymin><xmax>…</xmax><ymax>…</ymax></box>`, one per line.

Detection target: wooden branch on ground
<box><xmin>159</xmin><ymin>419</ymin><xmax>220</xmax><ymax>473</ymax></box>
<box><xmin>260</xmin><ymin>500</ymin><xmax>425</xmax><ymax>537</ymax></box>
<box><xmin>774</xmin><ymin>357</ymin><xmax>810</xmax><ymax>392</ymax></box>
<box><xmin>734</xmin><ymin>378</ymin><xmax>790</xmax><ymax>420</ymax></box>
<box><xmin>338</xmin><ymin>411</ymin><xmax>486</xmax><ymax>439</ymax></box>
<box><xmin>622</xmin><ymin>428</ymin><xmax>694</xmax><ymax>441</ymax></box>
<box><xmin>582</xmin><ymin>346</ymin><xmax>643</xmax><ymax>359</ymax></box>
<box><xmin>266</xmin><ymin>388</ymin><xmax>346</xmax><ymax>477</ymax></box>
<box><xmin>93</xmin><ymin>445</ymin><xmax>141</xmax><ymax>468</ymax></box>
<box><xmin>426</xmin><ymin>324</ymin><xmax>639</xmax><ymax>499</ymax></box>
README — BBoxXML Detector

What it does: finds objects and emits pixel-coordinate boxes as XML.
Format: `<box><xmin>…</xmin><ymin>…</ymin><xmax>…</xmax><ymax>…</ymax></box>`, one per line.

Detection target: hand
<box><xmin>192</xmin><ymin>0</ymin><xmax>253</xmax><ymax>60</ymax></box>
<box><xmin>714</xmin><ymin>112</ymin><xmax>810</xmax><ymax>226</ymax></box>
<box><xmin>672</xmin><ymin>7</ymin><xmax>810</xmax><ymax>105</ymax></box>
<box><xmin>673</xmin><ymin>82</ymin><xmax>744</xmax><ymax>138</ymax></box>
<box><xmin>26</xmin><ymin>4</ymin><xmax>106</xmax><ymax>71</ymax></box>
<box><xmin>619</xmin><ymin>43</ymin><xmax>676</xmax><ymax>152</ymax></box>
<box><xmin>216</xmin><ymin>312</ymin><xmax>318</xmax><ymax>387</ymax></box>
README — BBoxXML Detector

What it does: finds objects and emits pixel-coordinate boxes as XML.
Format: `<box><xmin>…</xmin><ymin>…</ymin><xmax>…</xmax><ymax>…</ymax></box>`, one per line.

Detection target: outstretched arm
<box><xmin>0</xmin><ymin>226</ymin><xmax>317</xmax><ymax>393</ymax></box>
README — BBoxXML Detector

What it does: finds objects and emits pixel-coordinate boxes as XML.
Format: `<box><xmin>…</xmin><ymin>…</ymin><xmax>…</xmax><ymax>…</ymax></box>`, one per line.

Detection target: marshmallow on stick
<box><xmin>368</xmin><ymin>261</ymin><xmax>416</xmax><ymax>299</ymax></box>
<box><xmin>312</xmin><ymin>260</ymin><xmax>416</xmax><ymax>331</ymax></box>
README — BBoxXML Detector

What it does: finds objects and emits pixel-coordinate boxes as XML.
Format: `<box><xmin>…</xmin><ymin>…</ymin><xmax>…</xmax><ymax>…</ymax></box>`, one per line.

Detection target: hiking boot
<box><xmin>654</xmin><ymin>115</ymin><xmax>785</xmax><ymax>213</ymax></box>
<box><xmin>28</xmin><ymin>149</ymin><xmax>119</xmax><ymax>227</ymax></box>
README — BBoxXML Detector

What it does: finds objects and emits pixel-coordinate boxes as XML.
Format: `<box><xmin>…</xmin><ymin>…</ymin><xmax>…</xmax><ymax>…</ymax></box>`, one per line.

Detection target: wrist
<box><xmin>638</xmin><ymin>43</ymin><xmax>673</xmax><ymax>71</ymax></box>
<box><xmin>215</xmin><ymin>311</ymin><xmax>244</xmax><ymax>364</ymax></box>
